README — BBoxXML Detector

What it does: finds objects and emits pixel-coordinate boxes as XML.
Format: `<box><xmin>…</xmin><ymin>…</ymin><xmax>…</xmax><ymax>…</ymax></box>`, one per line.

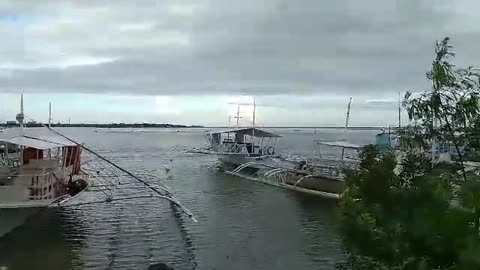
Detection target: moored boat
<box><xmin>205</xmin><ymin>127</ymin><xmax>281</xmax><ymax>169</ymax></box>
<box><xmin>218</xmin><ymin>98</ymin><xmax>362</xmax><ymax>198</ymax></box>
<box><xmin>0</xmin><ymin>95</ymin><xmax>90</xmax><ymax>237</ymax></box>
<box><xmin>1</xmin><ymin>94</ymin><xmax>197</xmax><ymax>238</ymax></box>
<box><xmin>285</xmin><ymin>140</ymin><xmax>361</xmax><ymax>195</ymax></box>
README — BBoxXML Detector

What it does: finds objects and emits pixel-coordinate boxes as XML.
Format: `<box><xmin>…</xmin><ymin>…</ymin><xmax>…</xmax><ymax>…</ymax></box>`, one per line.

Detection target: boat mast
<box><xmin>252</xmin><ymin>98</ymin><xmax>256</xmax><ymax>138</ymax></box>
<box><xmin>398</xmin><ymin>91</ymin><xmax>401</xmax><ymax>129</ymax></box>
<box><xmin>227</xmin><ymin>115</ymin><xmax>231</xmax><ymax>139</ymax></box>
<box><xmin>344</xmin><ymin>97</ymin><xmax>352</xmax><ymax>138</ymax></box>
<box><xmin>234</xmin><ymin>104</ymin><xmax>242</xmax><ymax>127</ymax></box>
<box><xmin>48</xmin><ymin>102</ymin><xmax>52</xmax><ymax>128</ymax></box>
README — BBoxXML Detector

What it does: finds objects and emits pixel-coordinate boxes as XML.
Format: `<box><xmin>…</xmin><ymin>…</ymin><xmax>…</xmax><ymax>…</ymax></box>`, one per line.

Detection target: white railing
<box><xmin>217</xmin><ymin>142</ymin><xmax>276</xmax><ymax>157</ymax></box>
<box><xmin>0</xmin><ymin>170</ymin><xmax>68</xmax><ymax>202</ymax></box>
<box><xmin>220</xmin><ymin>143</ymin><xmax>247</xmax><ymax>154</ymax></box>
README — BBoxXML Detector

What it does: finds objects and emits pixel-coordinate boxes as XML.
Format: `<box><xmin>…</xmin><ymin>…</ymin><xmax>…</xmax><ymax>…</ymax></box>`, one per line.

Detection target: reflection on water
<box><xmin>0</xmin><ymin>208</ymin><xmax>84</xmax><ymax>270</ymax></box>
<box><xmin>0</xmin><ymin>128</ymin><xmax>376</xmax><ymax>270</ymax></box>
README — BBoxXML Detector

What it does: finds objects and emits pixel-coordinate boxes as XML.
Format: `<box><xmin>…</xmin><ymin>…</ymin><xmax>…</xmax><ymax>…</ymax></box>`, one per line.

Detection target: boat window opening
<box><xmin>235</xmin><ymin>133</ymin><xmax>244</xmax><ymax>144</ymax></box>
<box><xmin>314</xmin><ymin>143</ymin><xmax>360</xmax><ymax>162</ymax></box>
<box><xmin>23</xmin><ymin>147</ymin><xmax>44</xmax><ymax>165</ymax></box>
<box><xmin>208</xmin><ymin>128</ymin><xmax>280</xmax><ymax>158</ymax></box>
<box><xmin>212</xmin><ymin>134</ymin><xmax>220</xmax><ymax>144</ymax></box>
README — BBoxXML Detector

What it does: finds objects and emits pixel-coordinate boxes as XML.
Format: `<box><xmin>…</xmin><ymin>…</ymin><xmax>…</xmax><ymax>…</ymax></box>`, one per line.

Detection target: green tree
<box><xmin>338</xmin><ymin>38</ymin><xmax>480</xmax><ymax>270</ymax></box>
<box><xmin>403</xmin><ymin>37</ymin><xmax>480</xmax><ymax>179</ymax></box>
<box><xmin>338</xmin><ymin>148</ymin><xmax>480</xmax><ymax>269</ymax></box>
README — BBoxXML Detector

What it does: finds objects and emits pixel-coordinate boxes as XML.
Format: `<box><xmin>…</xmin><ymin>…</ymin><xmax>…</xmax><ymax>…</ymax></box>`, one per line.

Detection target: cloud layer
<box><xmin>0</xmin><ymin>0</ymin><xmax>478</xmax><ymax>97</ymax></box>
<box><xmin>0</xmin><ymin>1</ymin><xmax>479</xmax><ymax>126</ymax></box>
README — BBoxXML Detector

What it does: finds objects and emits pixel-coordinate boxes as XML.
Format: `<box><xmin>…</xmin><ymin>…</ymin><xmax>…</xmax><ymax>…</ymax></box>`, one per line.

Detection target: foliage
<box><xmin>338</xmin><ymin>37</ymin><xmax>480</xmax><ymax>270</ymax></box>
<box><xmin>402</xmin><ymin>37</ymin><xmax>480</xmax><ymax>169</ymax></box>
<box><xmin>338</xmin><ymin>147</ymin><xmax>480</xmax><ymax>270</ymax></box>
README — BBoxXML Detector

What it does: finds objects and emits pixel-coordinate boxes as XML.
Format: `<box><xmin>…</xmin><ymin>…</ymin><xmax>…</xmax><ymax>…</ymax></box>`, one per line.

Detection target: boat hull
<box><xmin>0</xmin><ymin>207</ymin><xmax>42</xmax><ymax>238</ymax></box>
<box><xmin>285</xmin><ymin>175</ymin><xmax>345</xmax><ymax>194</ymax></box>
<box><xmin>218</xmin><ymin>155</ymin><xmax>266</xmax><ymax>168</ymax></box>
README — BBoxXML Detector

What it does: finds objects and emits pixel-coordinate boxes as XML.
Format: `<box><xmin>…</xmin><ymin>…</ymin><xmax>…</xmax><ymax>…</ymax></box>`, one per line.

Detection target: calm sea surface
<box><xmin>0</xmin><ymin>128</ymin><xmax>377</xmax><ymax>270</ymax></box>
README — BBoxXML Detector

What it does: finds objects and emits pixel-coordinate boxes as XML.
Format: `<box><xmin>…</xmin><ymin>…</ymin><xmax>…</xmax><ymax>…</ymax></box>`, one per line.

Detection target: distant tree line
<box><xmin>0</xmin><ymin>122</ymin><xmax>204</xmax><ymax>128</ymax></box>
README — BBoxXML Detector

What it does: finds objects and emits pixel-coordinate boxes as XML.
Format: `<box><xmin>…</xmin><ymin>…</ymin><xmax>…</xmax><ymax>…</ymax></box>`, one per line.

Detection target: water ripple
<box><xmin>0</xmin><ymin>128</ymin><xmax>375</xmax><ymax>269</ymax></box>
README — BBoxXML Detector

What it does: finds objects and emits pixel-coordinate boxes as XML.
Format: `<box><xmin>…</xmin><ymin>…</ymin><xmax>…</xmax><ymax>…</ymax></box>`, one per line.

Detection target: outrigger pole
<box><xmin>28</xmin><ymin>117</ymin><xmax>196</xmax><ymax>222</ymax></box>
<box><xmin>50</xmin><ymin>126</ymin><xmax>196</xmax><ymax>221</ymax></box>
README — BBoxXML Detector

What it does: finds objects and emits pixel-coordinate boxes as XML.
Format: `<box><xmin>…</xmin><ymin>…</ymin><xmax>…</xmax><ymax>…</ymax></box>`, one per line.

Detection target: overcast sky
<box><xmin>0</xmin><ymin>0</ymin><xmax>478</xmax><ymax>126</ymax></box>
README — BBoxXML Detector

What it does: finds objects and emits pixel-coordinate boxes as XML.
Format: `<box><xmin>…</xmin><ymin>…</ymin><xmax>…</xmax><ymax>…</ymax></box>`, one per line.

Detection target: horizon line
<box><xmin>0</xmin><ymin>122</ymin><xmax>394</xmax><ymax>129</ymax></box>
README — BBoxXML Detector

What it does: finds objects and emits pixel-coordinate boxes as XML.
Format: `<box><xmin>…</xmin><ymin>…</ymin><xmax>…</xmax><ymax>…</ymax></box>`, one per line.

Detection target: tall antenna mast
<box><xmin>21</xmin><ymin>93</ymin><xmax>24</xmax><ymax>117</ymax></box>
<box><xmin>16</xmin><ymin>92</ymin><xmax>25</xmax><ymax>128</ymax></box>
<box><xmin>344</xmin><ymin>97</ymin><xmax>352</xmax><ymax>136</ymax></box>
<box><xmin>48</xmin><ymin>102</ymin><xmax>52</xmax><ymax>128</ymax></box>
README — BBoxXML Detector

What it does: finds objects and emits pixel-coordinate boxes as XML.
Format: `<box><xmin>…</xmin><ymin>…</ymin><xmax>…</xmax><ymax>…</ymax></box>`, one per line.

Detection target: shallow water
<box><xmin>0</xmin><ymin>128</ymin><xmax>377</xmax><ymax>270</ymax></box>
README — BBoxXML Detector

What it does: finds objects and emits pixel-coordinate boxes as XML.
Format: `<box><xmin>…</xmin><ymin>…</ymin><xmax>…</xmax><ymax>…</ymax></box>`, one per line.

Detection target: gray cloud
<box><xmin>0</xmin><ymin>0</ymin><xmax>476</xmax><ymax>97</ymax></box>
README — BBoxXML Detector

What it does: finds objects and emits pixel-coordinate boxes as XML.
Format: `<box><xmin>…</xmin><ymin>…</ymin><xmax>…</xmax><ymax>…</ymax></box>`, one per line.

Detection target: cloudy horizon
<box><xmin>0</xmin><ymin>0</ymin><xmax>479</xmax><ymax>126</ymax></box>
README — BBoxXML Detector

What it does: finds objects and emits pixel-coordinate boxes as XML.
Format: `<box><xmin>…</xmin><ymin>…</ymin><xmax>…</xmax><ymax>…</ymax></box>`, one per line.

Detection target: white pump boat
<box><xmin>205</xmin><ymin>127</ymin><xmax>281</xmax><ymax>168</ymax></box>
<box><xmin>205</xmin><ymin>99</ymin><xmax>282</xmax><ymax>168</ymax></box>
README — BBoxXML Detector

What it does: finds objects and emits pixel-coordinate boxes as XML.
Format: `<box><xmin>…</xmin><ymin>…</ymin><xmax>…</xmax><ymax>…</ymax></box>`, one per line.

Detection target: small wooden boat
<box><xmin>223</xmin><ymin>140</ymin><xmax>360</xmax><ymax>199</ymax></box>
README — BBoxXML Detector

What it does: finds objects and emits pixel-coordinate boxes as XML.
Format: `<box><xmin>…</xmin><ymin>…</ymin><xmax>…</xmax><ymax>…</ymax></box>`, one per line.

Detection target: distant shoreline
<box><xmin>0</xmin><ymin>123</ymin><xmax>394</xmax><ymax>130</ymax></box>
<box><xmin>0</xmin><ymin>123</ymin><xmax>204</xmax><ymax>128</ymax></box>
<box><xmin>210</xmin><ymin>126</ymin><xmax>395</xmax><ymax>130</ymax></box>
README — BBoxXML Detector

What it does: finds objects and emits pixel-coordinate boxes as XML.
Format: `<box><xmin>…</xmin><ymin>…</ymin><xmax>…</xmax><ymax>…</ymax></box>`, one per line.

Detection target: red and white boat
<box><xmin>0</xmin><ymin>94</ymin><xmax>196</xmax><ymax>238</ymax></box>
<box><xmin>0</xmin><ymin>96</ymin><xmax>89</xmax><ymax>237</ymax></box>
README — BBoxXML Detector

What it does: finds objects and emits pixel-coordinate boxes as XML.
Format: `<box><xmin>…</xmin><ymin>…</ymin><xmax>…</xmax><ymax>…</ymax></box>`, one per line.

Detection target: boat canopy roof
<box><xmin>211</xmin><ymin>128</ymin><xmax>281</xmax><ymax>138</ymax></box>
<box><xmin>0</xmin><ymin>128</ymin><xmax>76</xmax><ymax>149</ymax></box>
<box><xmin>314</xmin><ymin>140</ymin><xmax>361</xmax><ymax>149</ymax></box>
